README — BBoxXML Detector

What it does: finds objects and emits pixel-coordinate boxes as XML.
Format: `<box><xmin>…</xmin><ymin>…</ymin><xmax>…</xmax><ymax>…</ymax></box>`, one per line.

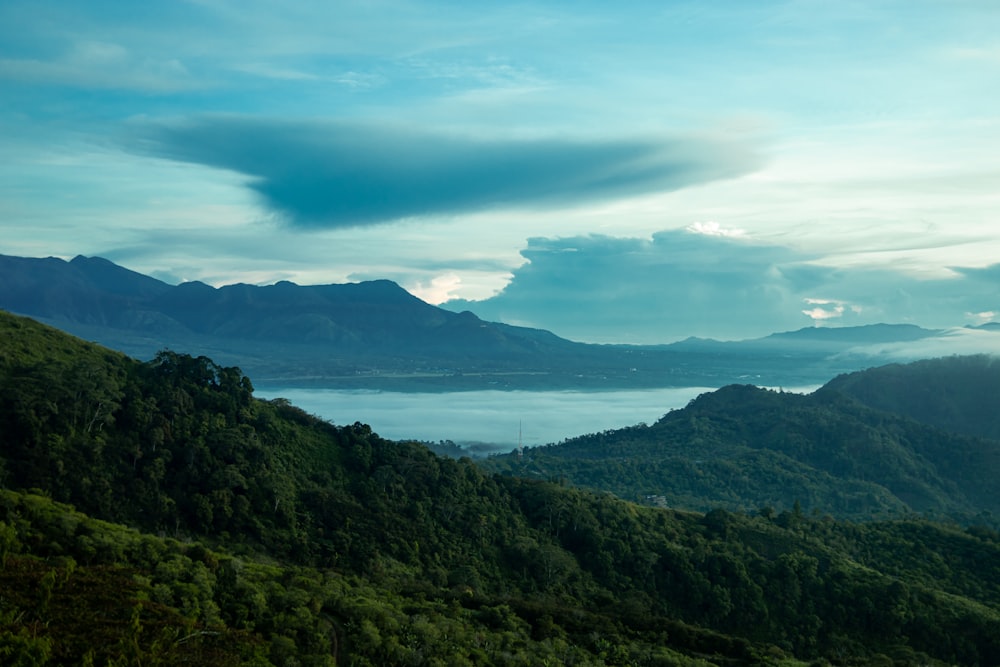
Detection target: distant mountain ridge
<box><xmin>0</xmin><ymin>254</ymin><xmax>171</xmax><ymax>324</ymax></box>
<box><xmin>1</xmin><ymin>252</ymin><xmax>993</xmax><ymax>390</ymax></box>
<box><xmin>668</xmin><ymin>322</ymin><xmax>941</xmax><ymax>352</ymax></box>
<box><xmin>1</xmin><ymin>253</ymin><xmax>518</xmax><ymax>350</ymax></box>
<box><xmin>1</xmin><ymin>253</ymin><xmax>617</xmax><ymax>385</ymax></box>
<box><xmin>766</xmin><ymin>322</ymin><xmax>938</xmax><ymax>343</ymax></box>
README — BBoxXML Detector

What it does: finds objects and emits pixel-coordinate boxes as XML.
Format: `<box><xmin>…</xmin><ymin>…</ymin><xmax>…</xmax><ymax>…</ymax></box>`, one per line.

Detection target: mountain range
<box><xmin>1</xmin><ymin>252</ymin><xmax>993</xmax><ymax>390</ymax></box>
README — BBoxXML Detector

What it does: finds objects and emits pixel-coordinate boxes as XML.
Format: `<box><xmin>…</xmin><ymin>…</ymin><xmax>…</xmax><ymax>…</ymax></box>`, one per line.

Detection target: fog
<box><xmin>254</xmin><ymin>387</ymin><xmax>722</xmax><ymax>453</ymax></box>
<box><xmin>837</xmin><ymin>328</ymin><xmax>1000</xmax><ymax>362</ymax></box>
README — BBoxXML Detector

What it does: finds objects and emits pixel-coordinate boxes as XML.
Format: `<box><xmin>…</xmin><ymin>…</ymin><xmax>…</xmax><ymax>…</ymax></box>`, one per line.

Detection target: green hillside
<box><xmin>3</xmin><ymin>310</ymin><xmax>1000</xmax><ymax>665</ymax></box>
<box><xmin>483</xmin><ymin>380</ymin><xmax>1000</xmax><ymax>525</ymax></box>
<box><xmin>823</xmin><ymin>355</ymin><xmax>1000</xmax><ymax>440</ymax></box>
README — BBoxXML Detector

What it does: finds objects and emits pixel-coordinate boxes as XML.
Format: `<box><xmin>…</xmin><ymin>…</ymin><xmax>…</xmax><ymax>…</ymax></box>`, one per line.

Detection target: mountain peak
<box><xmin>68</xmin><ymin>254</ymin><xmax>171</xmax><ymax>297</ymax></box>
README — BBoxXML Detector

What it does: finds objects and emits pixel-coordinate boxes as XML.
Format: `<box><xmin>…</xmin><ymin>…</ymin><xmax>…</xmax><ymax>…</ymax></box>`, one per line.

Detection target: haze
<box><xmin>254</xmin><ymin>387</ymin><xmax>721</xmax><ymax>452</ymax></box>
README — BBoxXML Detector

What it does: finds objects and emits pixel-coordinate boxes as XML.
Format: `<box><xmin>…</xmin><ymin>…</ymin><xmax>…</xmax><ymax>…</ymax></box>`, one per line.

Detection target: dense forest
<box><xmin>823</xmin><ymin>355</ymin><xmax>1000</xmax><ymax>440</ymax></box>
<box><xmin>483</xmin><ymin>379</ymin><xmax>1000</xmax><ymax>527</ymax></box>
<box><xmin>2</xmin><ymin>310</ymin><xmax>1000</xmax><ymax>665</ymax></box>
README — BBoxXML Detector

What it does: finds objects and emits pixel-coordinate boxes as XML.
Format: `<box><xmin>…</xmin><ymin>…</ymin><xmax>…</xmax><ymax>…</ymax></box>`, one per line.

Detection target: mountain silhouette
<box><xmin>0</xmin><ymin>253</ymin><xmax>975</xmax><ymax>390</ymax></box>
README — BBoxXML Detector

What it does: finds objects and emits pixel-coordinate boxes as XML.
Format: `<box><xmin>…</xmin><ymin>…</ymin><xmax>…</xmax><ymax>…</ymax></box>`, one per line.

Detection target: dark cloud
<box><xmin>951</xmin><ymin>263</ymin><xmax>1000</xmax><ymax>284</ymax></box>
<box><xmin>129</xmin><ymin>116</ymin><xmax>761</xmax><ymax>227</ymax></box>
<box><xmin>445</xmin><ymin>231</ymin><xmax>1000</xmax><ymax>343</ymax></box>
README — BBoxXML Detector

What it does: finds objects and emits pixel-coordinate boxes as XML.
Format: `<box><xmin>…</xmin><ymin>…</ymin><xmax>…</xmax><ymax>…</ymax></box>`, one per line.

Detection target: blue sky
<box><xmin>3</xmin><ymin>1</ymin><xmax>1000</xmax><ymax>342</ymax></box>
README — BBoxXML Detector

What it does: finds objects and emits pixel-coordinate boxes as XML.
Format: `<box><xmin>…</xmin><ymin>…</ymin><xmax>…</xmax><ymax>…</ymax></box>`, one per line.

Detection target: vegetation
<box><xmin>483</xmin><ymin>383</ymin><xmax>1000</xmax><ymax>526</ymax></box>
<box><xmin>3</xmin><ymin>310</ymin><xmax>1000</xmax><ymax>665</ymax></box>
<box><xmin>824</xmin><ymin>355</ymin><xmax>1000</xmax><ymax>440</ymax></box>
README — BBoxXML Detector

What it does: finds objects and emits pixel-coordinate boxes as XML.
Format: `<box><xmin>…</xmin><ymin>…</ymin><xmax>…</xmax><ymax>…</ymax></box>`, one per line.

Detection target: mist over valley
<box><xmin>253</xmin><ymin>386</ymin><xmax>724</xmax><ymax>454</ymax></box>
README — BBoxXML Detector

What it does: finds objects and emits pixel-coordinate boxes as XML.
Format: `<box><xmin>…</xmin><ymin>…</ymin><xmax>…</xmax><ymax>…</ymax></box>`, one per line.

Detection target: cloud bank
<box><xmin>445</xmin><ymin>230</ymin><xmax>1000</xmax><ymax>343</ymax></box>
<box><xmin>835</xmin><ymin>328</ymin><xmax>1000</xmax><ymax>365</ymax></box>
<box><xmin>130</xmin><ymin>117</ymin><xmax>761</xmax><ymax>228</ymax></box>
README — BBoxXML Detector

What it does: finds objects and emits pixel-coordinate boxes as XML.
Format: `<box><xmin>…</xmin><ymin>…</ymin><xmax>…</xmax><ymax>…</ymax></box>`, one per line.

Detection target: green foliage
<box><xmin>3</xmin><ymin>310</ymin><xmax>1000</xmax><ymax>665</ymax></box>
<box><xmin>824</xmin><ymin>354</ymin><xmax>1000</xmax><ymax>440</ymax></box>
<box><xmin>484</xmin><ymin>383</ymin><xmax>1000</xmax><ymax>525</ymax></box>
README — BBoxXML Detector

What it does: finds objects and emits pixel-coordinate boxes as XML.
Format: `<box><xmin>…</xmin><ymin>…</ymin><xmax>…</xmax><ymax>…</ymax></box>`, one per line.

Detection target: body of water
<box><xmin>254</xmin><ymin>387</ymin><xmax>720</xmax><ymax>453</ymax></box>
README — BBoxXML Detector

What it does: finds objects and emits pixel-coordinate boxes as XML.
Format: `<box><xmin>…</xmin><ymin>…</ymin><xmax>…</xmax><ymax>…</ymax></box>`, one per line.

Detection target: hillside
<box><xmin>483</xmin><ymin>360</ymin><xmax>1000</xmax><ymax>525</ymax></box>
<box><xmin>3</xmin><ymin>310</ymin><xmax>1000</xmax><ymax>664</ymax></box>
<box><xmin>823</xmin><ymin>354</ymin><xmax>1000</xmax><ymax>440</ymax></box>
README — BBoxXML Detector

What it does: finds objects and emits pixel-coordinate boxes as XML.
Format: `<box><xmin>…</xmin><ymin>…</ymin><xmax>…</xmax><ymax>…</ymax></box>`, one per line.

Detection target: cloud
<box><xmin>686</xmin><ymin>221</ymin><xmax>746</xmax><ymax>238</ymax></box>
<box><xmin>129</xmin><ymin>116</ymin><xmax>761</xmax><ymax>228</ymax></box>
<box><xmin>952</xmin><ymin>264</ymin><xmax>1000</xmax><ymax>283</ymax></box>
<box><xmin>444</xmin><ymin>231</ymin><xmax>1000</xmax><ymax>344</ymax></box>
<box><xmin>801</xmin><ymin>298</ymin><xmax>853</xmax><ymax>323</ymax></box>
<box><xmin>445</xmin><ymin>230</ymin><xmax>807</xmax><ymax>342</ymax></box>
<box><xmin>0</xmin><ymin>40</ymin><xmax>197</xmax><ymax>93</ymax></box>
<box><xmin>802</xmin><ymin>305</ymin><xmax>844</xmax><ymax>321</ymax></box>
<box><xmin>968</xmin><ymin>310</ymin><xmax>997</xmax><ymax>323</ymax></box>
<box><xmin>408</xmin><ymin>272</ymin><xmax>464</xmax><ymax>305</ymax></box>
<box><xmin>836</xmin><ymin>328</ymin><xmax>1000</xmax><ymax>363</ymax></box>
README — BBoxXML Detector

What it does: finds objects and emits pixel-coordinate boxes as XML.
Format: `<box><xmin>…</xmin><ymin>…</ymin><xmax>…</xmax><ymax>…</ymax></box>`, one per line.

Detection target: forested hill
<box><xmin>4</xmin><ymin>310</ymin><xmax>1000</xmax><ymax>665</ymax></box>
<box><xmin>483</xmin><ymin>360</ymin><xmax>1000</xmax><ymax>525</ymax></box>
<box><xmin>823</xmin><ymin>354</ymin><xmax>1000</xmax><ymax>440</ymax></box>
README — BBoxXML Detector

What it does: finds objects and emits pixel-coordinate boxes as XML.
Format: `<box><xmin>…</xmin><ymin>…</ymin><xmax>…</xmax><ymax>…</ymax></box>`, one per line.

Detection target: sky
<box><xmin>3</xmin><ymin>1</ymin><xmax>1000</xmax><ymax>343</ymax></box>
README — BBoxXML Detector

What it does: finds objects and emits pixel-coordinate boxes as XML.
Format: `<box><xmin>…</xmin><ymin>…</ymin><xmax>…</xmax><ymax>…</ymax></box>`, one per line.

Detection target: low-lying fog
<box><xmin>253</xmin><ymin>387</ymin><xmax>813</xmax><ymax>455</ymax></box>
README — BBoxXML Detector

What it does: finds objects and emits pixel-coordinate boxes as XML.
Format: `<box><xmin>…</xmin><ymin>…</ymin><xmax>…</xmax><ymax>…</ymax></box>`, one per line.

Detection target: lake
<box><xmin>253</xmin><ymin>386</ymin><xmax>721</xmax><ymax>453</ymax></box>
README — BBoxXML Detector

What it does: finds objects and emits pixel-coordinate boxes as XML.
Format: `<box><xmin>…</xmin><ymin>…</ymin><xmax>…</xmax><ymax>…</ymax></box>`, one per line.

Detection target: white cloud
<box><xmin>232</xmin><ymin>63</ymin><xmax>322</xmax><ymax>81</ymax></box>
<box><xmin>838</xmin><ymin>328</ymin><xmax>1000</xmax><ymax>362</ymax></box>
<box><xmin>946</xmin><ymin>46</ymin><xmax>1000</xmax><ymax>64</ymax></box>
<box><xmin>409</xmin><ymin>272</ymin><xmax>463</xmax><ymax>305</ymax></box>
<box><xmin>72</xmin><ymin>41</ymin><xmax>129</xmax><ymax>65</ymax></box>
<box><xmin>685</xmin><ymin>221</ymin><xmax>746</xmax><ymax>238</ymax></box>
<box><xmin>802</xmin><ymin>306</ymin><xmax>844</xmax><ymax>321</ymax></box>
<box><xmin>967</xmin><ymin>310</ymin><xmax>997</xmax><ymax>324</ymax></box>
<box><xmin>0</xmin><ymin>42</ymin><xmax>197</xmax><ymax>92</ymax></box>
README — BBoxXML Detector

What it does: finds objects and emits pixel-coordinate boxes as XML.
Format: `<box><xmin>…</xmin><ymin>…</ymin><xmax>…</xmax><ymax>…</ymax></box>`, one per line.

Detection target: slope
<box><xmin>483</xmin><ymin>379</ymin><xmax>1000</xmax><ymax>524</ymax></box>
<box><xmin>3</xmin><ymin>310</ymin><xmax>1000</xmax><ymax>665</ymax></box>
<box><xmin>823</xmin><ymin>354</ymin><xmax>1000</xmax><ymax>440</ymax></box>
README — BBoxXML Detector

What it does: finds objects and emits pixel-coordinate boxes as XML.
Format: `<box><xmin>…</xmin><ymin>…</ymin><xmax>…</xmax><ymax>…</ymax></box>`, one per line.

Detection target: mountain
<box><xmin>0</xmin><ymin>253</ymin><xmax>558</xmax><ymax>353</ymax></box>
<box><xmin>765</xmin><ymin>323</ymin><xmax>938</xmax><ymax>344</ymax></box>
<box><xmin>3</xmin><ymin>310</ymin><xmax>1000</xmax><ymax>665</ymax></box>
<box><xmin>823</xmin><ymin>354</ymin><xmax>1000</xmax><ymax>440</ymax></box>
<box><xmin>483</xmin><ymin>356</ymin><xmax>1000</xmax><ymax>525</ymax></box>
<box><xmin>0</xmin><ymin>254</ymin><xmax>170</xmax><ymax>324</ymax></box>
<box><xmin>3</xmin><ymin>254</ymin><xmax>653</xmax><ymax>388</ymax></box>
<box><xmin>664</xmin><ymin>323</ymin><xmax>941</xmax><ymax>358</ymax></box>
<box><xmin>0</xmin><ymin>252</ymin><xmax>988</xmax><ymax>390</ymax></box>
